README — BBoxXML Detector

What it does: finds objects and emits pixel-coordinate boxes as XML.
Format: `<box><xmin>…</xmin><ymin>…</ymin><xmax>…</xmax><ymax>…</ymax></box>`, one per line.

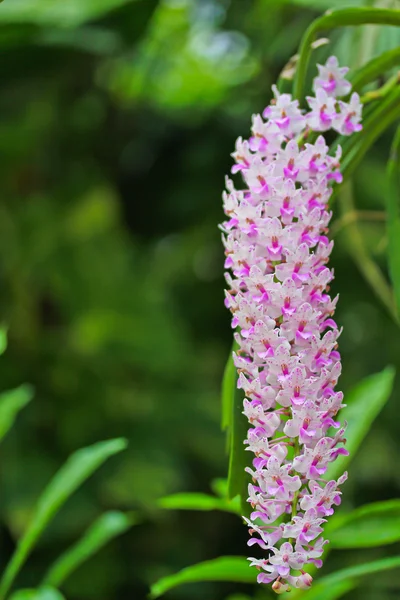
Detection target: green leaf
<box><xmin>0</xmin><ymin>438</ymin><xmax>127</xmax><ymax>600</ymax></box>
<box><xmin>210</xmin><ymin>478</ymin><xmax>228</xmax><ymax>498</ymax></box>
<box><xmin>157</xmin><ymin>492</ymin><xmax>240</xmax><ymax>515</ymax></box>
<box><xmin>221</xmin><ymin>344</ymin><xmax>237</xmax><ymax>434</ymax></box>
<box><xmin>303</xmin><ymin>555</ymin><xmax>400</xmax><ymax>597</ymax></box>
<box><xmin>325</xmin><ymin>366</ymin><xmax>395</xmax><ymax>480</ymax></box>
<box><xmin>293</xmin><ymin>8</ymin><xmax>400</xmax><ymax>100</ymax></box>
<box><xmin>0</xmin><ymin>326</ymin><xmax>8</xmax><ymax>356</ymax></box>
<box><xmin>227</xmin><ymin>379</ymin><xmax>249</xmax><ymax>515</ymax></box>
<box><xmin>42</xmin><ymin>511</ymin><xmax>135</xmax><ymax>587</ymax></box>
<box><xmin>150</xmin><ymin>556</ymin><xmax>255</xmax><ymax>599</ymax></box>
<box><xmin>0</xmin><ymin>384</ymin><xmax>34</xmax><ymax>441</ymax></box>
<box><xmin>10</xmin><ymin>588</ymin><xmax>65</xmax><ymax>600</ymax></box>
<box><xmin>387</xmin><ymin>126</ymin><xmax>400</xmax><ymax>317</ymax></box>
<box><xmin>350</xmin><ymin>46</ymin><xmax>400</xmax><ymax>91</ymax></box>
<box><xmin>292</xmin><ymin>579</ymin><xmax>355</xmax><ymax>600</ymax></box>
<box><xmin>328</xmin><ymin>499</ymin><xmax>400</xmax><ymax>548</ymax></box>
<box><xmin>0</xmin><ymin>0</ymin><xmax>135</xmax><ymax>28</ymax></box>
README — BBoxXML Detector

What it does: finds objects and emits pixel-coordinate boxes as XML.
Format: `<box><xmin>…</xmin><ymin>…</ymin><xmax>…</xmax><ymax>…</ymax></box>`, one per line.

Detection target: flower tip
<box><xmin>272</xmin><ymin>580</ymin><xmax>291</xmax><ymax>594</ymax></box>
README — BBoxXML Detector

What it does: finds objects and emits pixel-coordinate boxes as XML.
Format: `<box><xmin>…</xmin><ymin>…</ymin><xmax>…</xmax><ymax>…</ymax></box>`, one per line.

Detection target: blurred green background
<box><xmin>0</xmin><ymin>0</ymin><xmax>399</xmax><ymax>598</ymax></box>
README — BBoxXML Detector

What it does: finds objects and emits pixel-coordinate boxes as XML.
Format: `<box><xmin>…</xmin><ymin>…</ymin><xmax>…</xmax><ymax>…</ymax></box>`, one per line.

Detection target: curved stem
<box><xmin>293</xmin><ymin>8</ymin><xmax>400</xmax><ymax>101</ymax></box>
<box><xmin>350</xmin><ymin>46</ymin><xmax>400</xmax><ymax>92</ymax></box>
<box><xmin>338</xmin><ymin>180</ymin><xmax>398</xmax><ymax>324</ymax></box>
<box><xmin>330</xmin><ymin>210</ymin><xmax>386</xmax><ymax>237</ymax></box>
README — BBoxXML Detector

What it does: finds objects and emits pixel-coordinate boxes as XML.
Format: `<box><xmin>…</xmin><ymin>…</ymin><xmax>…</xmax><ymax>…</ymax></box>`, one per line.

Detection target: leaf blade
<box><xmin>157</xmin><ymin>492</ymin><xmax>240</xmax><ymax>515</ymax></box>
<box><xmin>305</xmin><ymin>555</ymin><xmax>400</xmax><ymax>597</ymax></box>
<box><xmin>387</xmin><ymin>126</ymin><xmax>400</xmax><ymax>316</ymax></box>
<box><xmin>10</xmin><ymin>588</ymin><xmax>65</xmax><ymax>600</ymax></box>
<box><xmin>227</xmin><ymin>378</ymin><xmax>249</xmax><ymax>515</ymax></box>
<box><xmin>42</xmin><ymin>511</ymin><xmax>135</xmax><ymax>587</ymax></box>
<box><xmin>0</xmin><ymin>438</ymin><xmax>127</xmax><ymax>600</ymax></box>
<box><xmin>0</xmin><ymin>384</ymin><xmax>34</xmax><ymax>441</ymax></box>
<box><xmin>221</xmin><ymin>344</ymin><xmax>237</xmax><ymax>434</ymax></box>
<box><xmin>293</xmin><ymin>579</ymin><xmax>356</xmax><ymax>600</ymax></box>
<box><xmin>150</xmin><ymin>556</ymin><xmax>255</xmax><ymax>599</ymax></box>
<box><xmin>350</xmin><ymin>46</ymin><xmax>400</xmax><ymax>91</ymax></box>
<box><xmin>328</xmin><ymin>499</ymin><xmax>400</xmax><ymax>548</ymax></box>
<box><xmin>325</xmin><ymin>366</ymin><xmax>395</xmax><ymax>480</ymax></box>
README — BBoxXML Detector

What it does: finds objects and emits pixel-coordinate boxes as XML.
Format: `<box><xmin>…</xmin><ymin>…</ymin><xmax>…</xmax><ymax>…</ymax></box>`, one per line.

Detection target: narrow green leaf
<box><xmin>328</xmin><ymin>499</ymin><xmax>400</xmax><ymax>548</ymax></box>
<box><xmin>0</xmin><ymin>384</ymin><xmax>34</xmax><ymax>441</ymax></box>
<box><xmin>210</xmin><ymin>478</ymin><xmax>228</xmax><ymax>498</ymax></box>
<box><xmin>157</xmin><ymin>492</ymin><xmax>240</xmax><ymax>515</ymax></box>
<box><xmin>0</xmin><ymin>438</ymin><xmax>127</xmax><ymax>600</ymax></box>
<box><xmin>293</xmin><ymin>8</ymin><xmax>400</xmax><ymax>100</ymax></box>
<box><xmin>325</xmin><ymin>366</ymin><xmax>395</xmax><ymax>480</ymax></box>
<box><xmin>150</xmin><ymin>556</ymin><xmax>255</xmax><ymax>599</ymax></box>
<box><xmin>10</xmin><ymin>588</ymin><xmax>65</xmax><ymax>600</ymax></box>
<box><xmin>304</xmin><ymin>555</ymin><xmax>400</xmax><ymax>597</ymax></box>
<box><xmin>350</xmin><ymin>46</ymin><xmax>400</xmax><ymax>91</ymax></box>
<box><xmin>292</xmin><ymin>579</ymin><xmax>355</xmax><ymax>600</ymax></box>
<box><xmin>42</xmin><ymin>511</ymin><xmax>135</xmax><ymax>587</ymax></box>
<box><xmin>0</xmin><ymin>326</ymin><xmax>8</xmax><ymax>356</ymax></box>
<box><xmin>0</xmin><ymin>0</ymin><xmax>133</xmax><ymax>28</ymax></box>
<box><xmin>227</xmin><ymin>381</ymin><xmax>249</xmax><ymax>515</ymax></box>
<box><xmin>387</xmin><ymin>126</ymin><xmax>400</xmax><ymax>317</ymax></box>
<box><xmin>221</xmin><ymin>344</ymin><xmax>237</xmax><ymax>433</ymax></box>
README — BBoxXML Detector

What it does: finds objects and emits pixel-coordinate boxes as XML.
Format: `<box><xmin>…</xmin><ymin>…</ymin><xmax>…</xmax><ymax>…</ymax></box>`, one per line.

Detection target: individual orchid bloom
<box><xmin>282</xmin><ymin>508</ymin><xmax>326</xmax><ymax>544</ymax></box>
<box><xmin>250</xmin><ymin>114</ymin><xmax>284</xmax><ymax>155</ymax></box>
<box><xmin>287</xmin><ymin>571</ymin><xmax>313</xmax><ymax>590</ymax></box>
<box><xmin>275</xmin><ymin>138</ymin><xmax>301</xmax><ymax>180</ymax></box>
<box><xmin>303</xmin><ymin>536</ymin><xmax>329</xmax><ymax>568</ymax></box>
<box><xmin>275</xmin><ymin>366</ymin><xmax>315</xmax><ymax>407</ymax></box>
<box><xmin>243</xmin><ymin>400</ymin><xmax>281</xmax><ymax>436</ymax></box>
<box><xmin>300</xmin><ymin>473</ymin><xmax>347</xmax><ymax>516</ymax></box>
<box><xmin>231</xmin><ymin>137</ymin><xmax>252</xmax><ymax>173</ymax></box>
<box><xmin>306</xmin><ymin>88</ymin><xmax>338</xmax><ymax>131</ymax></box>
<box><xmin>263</xmin><ymin>85</ymin><xmax>305</xmax><ymax>136</ymax></box>
<box><xmin>258</xmin><ymin>454</ymin><xmax>302</xmax><ymax>499</ymax></box>
<box><xmin>265</xmin><ymin>343</ymin><xmax>300</xmax><ymax>384</ymax></box>
<box><xmin>274</xmin><ymin>243</ymin><xmax>316</xmax><ymax>283</ymax></box>
<box><xmin>283</xmin><ymin>400</ymin><xmax>326</xmax><ymax>443</ymax></box>
<box><xmin>268</xmin><ymin>542</ymin><xmax>307</xmax><ymax>577</ymax></box>
<box><xmin>221</xmin><ymin>56</ymin><xmax>362</xmax><ymax>592</ymax></box>
<box><xmin>335</xmin><ymin>92</ymin><xmax>363</xmax><ymax>135</ymax></box>
<box><xmin>250</xmin><ymin>327</ymin><xmax>283</xmax><ymax>361</ymax></box>
<box><xmin>243</xmin><ymin>157</ymin><xmax>275</xmax><ymax>198</ymax></box>
<box><xmin>239</xmin><ymin>370</ymin><xmax>277</xmax><ymax>406</ymax></box>
<box><xmin>293</xmin><ymin>436</ymin><xmax>347</xmax><ymax>479</ymax></box>
<box><xmin>281</xmin><ymin>302</ymin><xmax>321</xmax><ymax>344</ymax></box>
<box><xmin>269</xmin><ymin>277</ymin><xmax>303</xmax><ymax>319</ymax></box>
<box><xmin>313</xmin><ymin>55</ymin><xmax>352</xmax><ymax>97</ymax></box>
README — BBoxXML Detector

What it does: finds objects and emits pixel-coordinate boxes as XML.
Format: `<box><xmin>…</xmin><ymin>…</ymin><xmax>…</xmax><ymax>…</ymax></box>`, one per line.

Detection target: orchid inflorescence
<box><xmin>221</xmin><ymin>57</ymin><xmax>362</xmax><ymax>593</ymax></box>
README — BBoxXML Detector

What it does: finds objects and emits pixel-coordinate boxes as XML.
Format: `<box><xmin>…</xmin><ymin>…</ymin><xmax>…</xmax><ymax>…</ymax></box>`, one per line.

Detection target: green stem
<box><xmin>288</xmin><ymin>439</ymin><xmax>300</xmax><ymax>547</ymax></box>
<box><xmin>360</xmin><ymin>72</ymin><xmax>400</xmax><ymax>104</ymax></box>
<box><xmin>338</xmin><ymin>180</ymin><xmax>398</xmax><ymax>323</ymax></box>
<box><xmin>350</xmin><ymin>46</ymin><xmax>400</xmax><ymax>92</ymax></box>
<box><xmin>293</xmin><ymin>8</ymin><xmax>400</xmax><ymax>101</ymax></box>
<box><xmin>330</xmin><ymin>209</ymin><xmax>386</xmax><ymax>237</ymax></box>
<box><xmin>386</xmin><ymin>125</ymin><xmax>400</xmax><ymax>318</ymax></box>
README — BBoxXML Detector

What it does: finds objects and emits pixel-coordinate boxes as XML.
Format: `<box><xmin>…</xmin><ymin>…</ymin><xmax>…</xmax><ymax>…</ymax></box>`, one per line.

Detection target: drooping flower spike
<box><xmin>221</xmin><ymin>57</ymin><xmax>362</xmax><ymax>592</ymax></box>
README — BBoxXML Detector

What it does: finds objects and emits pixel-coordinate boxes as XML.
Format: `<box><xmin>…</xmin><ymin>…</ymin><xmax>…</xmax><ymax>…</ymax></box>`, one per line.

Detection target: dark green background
<box><xmin>0</xmin><ymin>0</ymin><xmax>399</xmax><ymax>598</ymax></box>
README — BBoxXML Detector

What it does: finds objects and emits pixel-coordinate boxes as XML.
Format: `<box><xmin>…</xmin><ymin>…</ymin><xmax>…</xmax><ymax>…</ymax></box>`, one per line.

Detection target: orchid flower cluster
<box><xmin>221</xmin><ymin>57</ymin><xmax>362</xmax><ymax>593</ymax></box>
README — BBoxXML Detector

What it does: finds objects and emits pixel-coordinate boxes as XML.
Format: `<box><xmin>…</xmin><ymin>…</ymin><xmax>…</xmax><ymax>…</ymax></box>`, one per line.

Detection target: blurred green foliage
<box><xmin>0</xmin><ymin>0</ymin><xmax>399</xmax><ymax>599</ymax></box>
